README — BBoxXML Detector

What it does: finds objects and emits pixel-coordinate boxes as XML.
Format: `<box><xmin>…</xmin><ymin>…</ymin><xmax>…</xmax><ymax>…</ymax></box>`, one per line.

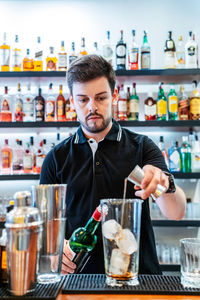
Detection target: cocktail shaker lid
<box><xmin>14</xmin><ymin>191</ymin><xmax>32</xmax><ymax>207</ymax></box>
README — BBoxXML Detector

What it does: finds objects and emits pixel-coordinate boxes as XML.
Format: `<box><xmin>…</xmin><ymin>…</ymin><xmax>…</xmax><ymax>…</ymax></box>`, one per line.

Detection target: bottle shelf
<box><xmin>0</xmin><ymin>71</ymin><xmax>66</xmax><ymax>78</ymax></box>
<box><xmin>0</xmin><ymin>121</ymin><xmax>80</xmax><ymax>128</ymax></box>
<box><xmin>152</xmin><ymin>220</ymin><xmax>200</xmax><ymax>227</ymax></box>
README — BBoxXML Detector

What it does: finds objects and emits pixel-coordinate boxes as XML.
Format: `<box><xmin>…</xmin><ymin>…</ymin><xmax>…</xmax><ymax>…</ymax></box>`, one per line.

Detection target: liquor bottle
<box><xmin>129</xmin><ymin>83</ymin><xmax>139</xmax><ymax>120</ymax></box>
<box><xmin>69</xmin><ymin>42</ymin><xmax>78</xmax><ymax>65</ymax></box>
<box><xmin>191</xmin><ymin>135</ymin><xmax>200</xmax><ymax>172</ymax></box>
<box><xmin>141</xmin><ymin>31</ymin><xmax>151</xmax><ymax>70</ymax></box>
<box><xmin>69</xmin><ymin>205</ymin><xmax>102</xmax><ymax>273</ymax></box>
<box><xmin>56</xmin><ymin>84</ymin><xmax>66</xmax><ymax>121</ymax></box>
<box><xmin>112</xmin><ymin>87</ymin><xmax>118</xmax><ymax>121</ymax></box>
<box><xmin>144</xmin><ymin>91</ymin><xmax>157</xmax><ymax>120</ymax></box>
<box><xmin>23</xmin><ymin>49</ymin><xmax>34</xmax><ymax>71</ymax></box>
<box><xmin>185</xmin><ymin>31</ymin><xmax>198</xmax><ymax>69</ymax></box>
<box><xmin>118</xmin><ymin>84</ymin><xmax>127</xmax><ymax>121</ymax></box>
<box><xmin>0</xmin><ymin>229</ymin><xmax>8</xmax><ymax>283</ymax></box>
<box><xmin>43</xmin><ymin>139</ymin><xmax>49</xmax><ymax>155</ymax></box>
<box><xmin>126</xmin><ymin>87</ymin><xmax>131</xmax><ymax>119</ymax></box>
<box><xmin>180</xmin><ymin>136</ymin><xmax>191</xmax><ymax>173</ymax></box>
<box><xmin>12</xmin><ymin>34</ymin><xmax>22</xmax><ymax>71</ymax></box>
<box><xmin>79</xmin><ymin>38</ymin><xmax>88</xmax><ymax>56</ymax></box>
<box><xmin>34</xmin><ymin>36</ymin><xmax>43</xmax><ymax>71</ymax></box>
<box><xmin>12</xmin><ymin>140</ymin><xmax>24</xmax><ymax>174</ymax></box>
<box><xmin>157</xmin><ymin>83</ymin><xmax>167</xmax><ymax>120</ymax></box>
<box><xmin>116</xmin><ymin>30</ymin><xmax>127</xmax><ymax>70</ymax></box>
<box><xmin>23</xmin><ymin>83</ymin><xmax>34</xmax><ymax>122</ymax></box>
<box><xmin>178</xmin><ymin>86</ymin><xmax>189</xmax><ymax>120</ymax></box>
<box><xmin>14</xmin><ymin>83</ymin><xmax>23</xmax><ymax>122</ymax></box>
<box><xmin>168</xmin><ymin>141</ymin><xmax>180</xmax><ymax>172</ymax></box>
<box><xmin>193</xmin><ymin>33</ymin><xmax>199</xmax><ymax>68</ymax></box>
<box><xmin>36</xmin><ymin>141</ymin><xmax>45</xmax><ymax>173</ymax></box>
<box><xmin>0</xmin><ymin>86</ymin><xmax>12</xmax><ymax>122</ymax></box>
<box><xmin>34</xmin><ymin>88</ymin><xmax>45</xmax><ymax>122</ymax></box>
<box><xmin>23</xmin><ymin>142</ymin><xmax>33</xmax><ymax>173</ymax></box>
<box><xmin>65</xmin><ymin>96</ymin><xmax>77</xmax><ymax>121</ymax></box>
<box><xmin>164</xmin><ymin>31</ymin><xmax>176</xmax><ymax>69</ymax></box>
<box><xmin>0</xmin><ymin>139</ymin><xmax>12</xmax><ymax>174</ymax></box>
<box><xmin>30</xmin><ymin>136</ymin><xmax>37</xmax><ymax>173</ymax></box>
<box><xmin>158</xmin><ymin>136</ymin><xmax>169</xmax><ymax>168</ymax></box>
<box><xmin>46</xmin><ymin>47</ymin><xmax>57</xmax><ymax>71</ymax></box>
<box><xmin>91</xmin><ymin>42</ymin><xmax>100</xmax><ymax>55</ymax></box>
<box><xmin>176</xmin><ymin>35</ymin><xmax>185</xmax><ymax>68</ymax></box>
<box><xmin>188</xmin><ymin>128</ymin><xmax>195</xmax><ymax>149</ymax></box>
<box><xmin>0</xmin><ymin>33</ymin><xmax>10</xmax><ymax>71</ymax></box>
<box><xmin>45</xmin><ymin>83</ymin><xmax>56</xmax><ymax>122</ymax></box>
<box><xmin>189</xmin><ymin>80</ymin><xmax>200</xmax><ymax>120</ymax></box>
<box><xmin>58</xmin><ymin>41</ymin><xmax>67</xmax><ymax>71</ymax></box>
<box><xmin>102</xmin><ymin>30</ymin><xmax>114</xmax><ymax>66</ymax></box>
<box><xmin>168</xmin><ymin>83</ymin><xmax>178</xmax><ymax>120</ymax></box>
<box><xmin>128</xmin><ymin>30</ymin><xmax>139</xmax><ymax>70</ymax></box>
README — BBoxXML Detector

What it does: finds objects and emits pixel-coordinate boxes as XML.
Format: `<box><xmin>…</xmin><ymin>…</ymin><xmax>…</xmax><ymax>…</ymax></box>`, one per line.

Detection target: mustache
<box><xmin>86</xmin><ymin>113</ymin><xmax>103</xmax><ymax>120</ymax></box>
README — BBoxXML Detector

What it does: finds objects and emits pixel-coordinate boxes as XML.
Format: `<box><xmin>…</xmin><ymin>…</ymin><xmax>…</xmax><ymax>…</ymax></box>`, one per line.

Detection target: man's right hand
<box><xmin>61</xmin><ymin>239</ymin><xmax>77</xmax><ymax>275</ymax></box>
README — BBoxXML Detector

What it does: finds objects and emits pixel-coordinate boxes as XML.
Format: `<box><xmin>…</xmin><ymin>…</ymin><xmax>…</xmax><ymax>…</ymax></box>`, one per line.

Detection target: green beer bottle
<box><xmin>157</xmin><ymin>82</ymin><xmax>167</xmax><ymax>120</ymax></box>
<box><xmin>180</xmin><ymin>136</ymin><xmax>191</xmax><ymax>173</ymax></box>
<box><xmin>168</xmin><ymin>83</ymin><xmax>178</xmax><ymax>120</ymax></box>
<box><xmin>69</xmin><ymin>205</ymin><xmax>102</xmax><ymax>273</ymax></box>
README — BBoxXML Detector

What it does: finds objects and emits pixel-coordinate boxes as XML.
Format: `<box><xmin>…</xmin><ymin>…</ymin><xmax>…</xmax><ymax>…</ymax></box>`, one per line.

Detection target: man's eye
<box><xmin>79</xmin><ymin>98</ymin><xmax>87</xmax><ymax>103</ymax></box>
<box><xmin>96</xmin><ymin>97</ymin><xmax>106</xmax><ymax>101</ymax></box>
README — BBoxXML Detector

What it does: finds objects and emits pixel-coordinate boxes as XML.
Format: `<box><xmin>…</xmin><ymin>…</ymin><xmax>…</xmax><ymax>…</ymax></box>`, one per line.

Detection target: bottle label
<box><xmin>58</xmin><ymin>54</ymin><xmax>67</xmax><ymax>68</ymax></box>
<box><xmin>46</xmin><ymin>57</ymin><xmax>57</xmax><ymax>70</ymax></box>
<box><xmin>164</xmin><ymin>52</ymin><xmax>176</xmax><ymax>68</ymax></box>
<box><xmin>2</xmin><ymin>99</ymin><xmax>10</xmax><ymax>111</ymax></box>
<box><xmin>69</xmin><ymin>55</ymin><xmax>78</xmax><ymax>65</ymax></box>
<box><xmin>178</xmin><ymin>99</ymin><xmax>189</xmax><ymax>120</ymax></box>
<box><xmin>190</xmin><ymin>98</ymin><xmax>200</xmax><ymax>115</ymax></box>
<box><xmin>169</xmin><ymin>150</ymin><xmax>180</xmax><ymax>172</ymax></box>
<box><xmin>192</xmin><ymin>153</ymin><xmax>200</xmax><ymax>172</ymax></box>
<box><xmin>118</xmin><ymin>99</ymin><xmax>127</xmax><ymax>112</ymax></box>
<box><xmin>129</xmin><ymin>99</ymin><xmax>139</xmax><ymax>113</ymax></box>
<box><xmin>23</xmin><ymin>100</ymin><xmax>34</xmax><ymax>118</ymax></box>
<box><xmin>157</xmin><ymin>99</ymin><xmax>167</xmax><ymax>114</ymax></box>
<box><xmin>177</xmin><ymin>51</ymin><xmax>185</xmax><ymax>65</ymax></box>
<box><xmin>116</xmin><ymin>45</ymin><xmax>126</xmax><ymax>57</ymax></box>
<box><xmin>36</xmin><ymin>156</ymin><xmax>44</xmax><ymax>168</ymax></box>
<box><xmin>168</xmin><ymin>96</ymin><xmax>178</xmax><ymax>113</ymax></box>
<box><xmin>103</xmin><ymin>46</ymin><xmax>113</xmax><ymax>59</ymax></box>
<box><xmin>145</xmin><ymin>103</ymin><xmax>156</xmax><ymax>116</ymax></box>
<box><xmin>15</xmin><ymin>99</ymin><xmax>23</xmax><ymax>112</ymax></box>
<box><xmin>2</xmin><ymin>151</ymin><xmax>10</xmax><ymax>168</ymax></box>
<box><xmin>57</xmin><ymin>100</ymin><xmax>65</xmax><ymax>117</ymax></box>
<box><xmin>129</xmin><ymin>48</ymin><xmax>138</xmax><ymax>63</ymax></box>
<box><xmin>13</xmin><ymin>49</ymin><xmax>21</xmax><ymax>67</ymax></box>
<box><xmin>141</xmin><ymin>52</ymin><xmax>150</xmax><ymax>69</ymax></box>
<box><xmin>167</xmin><ymin>41</ymin><xmax>174</xmax><ymax>49</ymax></box>
<box><xmin>46</xmin><ymin>101</ymin><xmax>54</xmax><ymax>114</ymax></box>
<box><xmin>1</xmin><ymin>48</ymin><xmax>10</xmax><ymax>66</ymax></box>
<box><xmin>117</xmin><ymin>57</ymin><xmax>126</xmax><ymax>65</ymax></box>
<box><xmin>188</xmin><ymin>46</ymin><xmax>195</xmax><ymax>56</ymax></box>
<box><xmin>1</xmin><ymin>250</ymin><xmax>7</xmax><ymax>269</ymax></box>
<box><xmin>35</xmin><ymin>50</ymin><xmax>43</xmax><ymax>59</ymax></box>
<box><xmin>23</xmin><ymin>156</ymin><xmax>33</xmax><ymax>169</ymax></box>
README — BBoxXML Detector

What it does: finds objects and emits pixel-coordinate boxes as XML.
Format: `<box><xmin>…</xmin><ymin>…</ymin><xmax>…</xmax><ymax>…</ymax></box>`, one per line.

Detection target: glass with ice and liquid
<box><xmin>100</xmin><ymin>198</ymin><xmax>143</xmax><ymax>287</ymax></box>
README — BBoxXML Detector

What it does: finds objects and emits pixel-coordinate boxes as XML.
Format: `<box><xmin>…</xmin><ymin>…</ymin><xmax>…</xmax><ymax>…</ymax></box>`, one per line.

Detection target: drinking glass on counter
<box><xmin>100</xmin><ymin>198</ymin><xmax>143</xmax><ymax>287</ymax></box>
<box><xmin>180</xmin><ymin>238</ymin><xmax>200</xmax><ymax>288</ymax></box>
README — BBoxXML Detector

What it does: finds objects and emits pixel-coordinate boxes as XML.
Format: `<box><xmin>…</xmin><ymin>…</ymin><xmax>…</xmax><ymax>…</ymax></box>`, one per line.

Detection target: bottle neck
<box><xmin>85</xmin><ymin>206</ymin><xmax>101</xmax><ymax>235</ymax></box>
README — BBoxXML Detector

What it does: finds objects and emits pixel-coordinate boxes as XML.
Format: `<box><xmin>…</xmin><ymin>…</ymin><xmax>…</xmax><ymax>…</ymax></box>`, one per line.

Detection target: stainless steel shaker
<box><xmin>5</xmin><ymin>191</ymin><xmax>43</xmax><ymax>296</ymax></box>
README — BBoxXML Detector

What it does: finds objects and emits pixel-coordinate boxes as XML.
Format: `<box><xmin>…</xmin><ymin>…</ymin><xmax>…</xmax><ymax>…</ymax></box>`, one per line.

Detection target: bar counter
<box><xmin>57</xmin><ymin>294</ymin><xmax>199</xmax><ymax>299</ymax></box>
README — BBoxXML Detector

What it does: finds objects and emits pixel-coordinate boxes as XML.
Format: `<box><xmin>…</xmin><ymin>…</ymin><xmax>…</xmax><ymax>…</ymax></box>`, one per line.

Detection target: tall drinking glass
<box><xmin>100</xmin><ymin>198</ymin><xmax>143</xmax><ymax>287</ymax></box>
<box><xmin>32</xmin><ymin>184</ymin><xmax>67</xmax><ymax>284</ymax></box>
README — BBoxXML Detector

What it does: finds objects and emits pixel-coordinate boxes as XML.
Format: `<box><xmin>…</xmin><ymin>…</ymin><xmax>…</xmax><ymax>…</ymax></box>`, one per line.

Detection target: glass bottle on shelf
<box><xmin>128</xmin><ymin>30</ymin><xmax>139</xmax><ymax>70</ymax></box>
<box><xmin>0</xmin><ymin>86</ymin><xmax>12</xmax><ymax>122</ymax></box>
<box><xmin>0</xmin><ymin>32</ymin><xmax>10</xmax><ymax>71</ymax></box>
<box><xmin>191</xmin><ymin>135</ymin><xmax>200</xmax><ymax>172</ymax></box>
<box><xmin>30</xmin><ymin>136</ymin><xmax>37</xmax><ymax>173</ymax></box>
<box><xmin>158</xmin><ymin>136</ymin><xmax>169</xmax><ymax>168</ymax></box>
<box><xmin>23</xmin><ymin>49</ymin><xmax>34</xmax><ymax>71</ymax></box>
<box><xmin>116</xmin><ymin>30</ymin><xmax>126</xmax><ymax>70</ymax></box>
<box><xmin>141</xmin><ymin>31</ymin><xmax>151</xmax><ymax>70</ymax></box>
<box><xmin>23</xmin><ymin>83</ymin><xmax>34</xmax><ymax>122</ymax></box>
<box><xmin>180</xmin><ymin>136</ymin><xmax>191</xmax><ymax>173</ymax></box>
<box><xmin>14</xmin><ymin>83</ymin><xmax>23</xmax><ymax>122</ymax></box>
<box><xmin>46</xmin><ymin>47</ymin><xmax>57</xmax><ymax>71</ymax></box>
<box><xmin>79</xmin><ymin>38</ymin><xmax>88</xmax><ymax>56</ymax></box>
<box><xmin>189</xmin><ymin>80</ymin><xmax>200</xmax><ymax>120</ymax></box>
<box><xmin>167</xmin><ymin>83</ymin><xmax>178</xmax><ymax>120</ymax></box>
<box><xmin>185</xmin><ymin>31</ymin><xmax>198</xmax><ymax>69</ymax></box>
<box><xmin>91</xmin><ymin>42</ymin><xmax>100</xmax><ymax>55</ymax></box>
<box><xmin>69</xmin><ymin>42</ymin><xmax>78</xmax><ymax>65</ymax></box>
<box><xmin>34</xmin><ymin>87</ymin><xmax>45</xmax><ymax>122</ymax></box>
<box><xmin>0</xmin><ymin>229</ymin><xmax>8</xmax><ymax>283</ymax></box>
<box><xmin>126</xmin><ymin>86</ymin><xmax>131</xmax><ymax>119</ymax></box>
<box><xmin>178</xmin><ymin>85</ymin><xmax>189</xmax><ymax>120</ymax></box>
<box><xmin>23</xmin><ymin>142</ymin><xmax>33</xmax><ymax>173</ymax></box>
<box><xmin>56</xmin><ymin>84</ymin><xmax>66</xmax><ymax>121</ymax></box>
<box><xmin>36</xmin><ymin>140</ymin><xmax>45</xmax><ymax>174</ymax></box>
<box><xmin>168</xmin><ymin>141</ymin><xmax>180</xmax><ymax>172</ymax></box>
<box><xmin>65</xmin><ymin>96</ymin><xmax>77</xmax><ymax>121</ymax></box>
<box><xmin>0</xmin><ymin>139</ymin><xmax>12</xmax><ymax>175</ymax></box>
<box><xmin>12</xmin><ymin>34</ymin><xmax>21</xmax><ymax>71</ymax></box>
<box><xmin>102</xmin><ymin>30</ymin><xmax>114</xmax><ymax>67</ymax></box>
<box><xmin>34</xmin><ymin>36</ymin><xmax>43</xmax><ymax>71</ymax></box>
<box><xmin>118</xmin><ymin>84</ymin><xmax>127</xmax><ymax>121</ymax></box>
<box><xmin>45</xmin><ymin>83</ymin><xmax>56</xmax><ymax>122</ymax></box>
<box><xmin>12</xmin><ymin>140</ymin><xmax>24</xmax><ymax>174</ymax></box>
<box><xmin>58</xmin><ymin>41</ymin><xmax>67</xmax><ymax>71</ymax></box>
<box><xmin>144</xmin><ymin>91</ymin><xmax>157</xmax><ymax>120</ymax></box>
<box><xmin>129</xmin><ymin>82</ymin><xmax>139</xmax><ymax>120</ymax></box>
<box><xmin>164</xmin><ymin>31</ymin><xmax>176</xmax><ymax>69</ymax></box>
<box><xmin>112</xmin><ymin>86</ymin><xmax>118</xmax><ymax>121</ymax></box>
<box><xmin>176</xmin><ymin>35</ymin><xmax>185</xmax><ymax>69</ymax></box>
<box><xmin>156</xmin><ymin>83</ymin><xmax>167</xmax><ymax>120</ymax></box>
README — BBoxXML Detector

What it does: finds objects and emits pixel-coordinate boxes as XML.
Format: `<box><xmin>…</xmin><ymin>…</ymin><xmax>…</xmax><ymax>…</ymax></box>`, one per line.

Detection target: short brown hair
<box><xmin>67</xmin><ymin>55</ymin><xmax>116</xmax><ymax>95</ymax></box>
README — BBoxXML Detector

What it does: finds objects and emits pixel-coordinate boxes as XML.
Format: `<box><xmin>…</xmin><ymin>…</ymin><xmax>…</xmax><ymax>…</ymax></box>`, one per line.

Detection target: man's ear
<box><xmin>112</xmin><ymin>88</ymin><xmax>119</xmax><ymax>105</ymax></box>
<box><xmin>69</xmin><ymin>94</ymin><xmax>75</xmax><ymax>110</ymax></box>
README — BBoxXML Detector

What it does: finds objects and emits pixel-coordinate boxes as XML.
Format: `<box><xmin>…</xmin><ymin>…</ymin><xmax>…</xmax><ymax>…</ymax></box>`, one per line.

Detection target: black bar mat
<box><xmin>0</xmin><ymin>275</ymin><xmax>65</xmax><ymax>300</ymax></box>
<box><xmin>62</xmin><ymin>274</ymin><xmax>200</xmax><ymax>295</ymax></box>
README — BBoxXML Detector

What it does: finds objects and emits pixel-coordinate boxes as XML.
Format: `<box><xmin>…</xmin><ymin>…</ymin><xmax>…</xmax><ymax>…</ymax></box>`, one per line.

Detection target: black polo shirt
<box><xmin>40</xmin><ymin>119</ymin><xmax>169</xmax><ymax>275</ymax></box>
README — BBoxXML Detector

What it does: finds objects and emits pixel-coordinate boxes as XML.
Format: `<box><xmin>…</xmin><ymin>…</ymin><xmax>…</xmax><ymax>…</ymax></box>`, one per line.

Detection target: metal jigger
<box><xmin>5</xmin><ymin>191</ymin><xmax>43</xmax><ymax>296</ymax></box>
<box><xmin>127</xmin><ymin>165</ymin><xmax>167</xmax><ymax>200</ymax></box>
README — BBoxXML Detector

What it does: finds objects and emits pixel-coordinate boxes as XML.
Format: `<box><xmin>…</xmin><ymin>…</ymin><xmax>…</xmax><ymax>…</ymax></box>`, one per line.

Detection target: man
<box><xmin>40</xmin><ymin>55</ymin><xmax>186</xmax><ymax>275</ymax></box>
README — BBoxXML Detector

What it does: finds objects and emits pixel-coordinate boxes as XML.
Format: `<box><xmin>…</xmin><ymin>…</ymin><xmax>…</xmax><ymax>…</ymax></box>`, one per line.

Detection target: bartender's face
<box><xmin>70</xmin><ymin>76</ymin><xmax>117</xmax><ymax>134</ymax></box>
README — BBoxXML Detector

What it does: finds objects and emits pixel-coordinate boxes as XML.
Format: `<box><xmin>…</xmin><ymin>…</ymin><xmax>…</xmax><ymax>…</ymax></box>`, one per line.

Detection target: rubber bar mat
<box><xmin>62</xmin><ymin>274</ymin><xmax>200</xmax><ymax>295</ymax></box>
<box><xmin>0</xmin><ymin>275</ymin><xmax>65</xmax><ymax>300</ymax></box>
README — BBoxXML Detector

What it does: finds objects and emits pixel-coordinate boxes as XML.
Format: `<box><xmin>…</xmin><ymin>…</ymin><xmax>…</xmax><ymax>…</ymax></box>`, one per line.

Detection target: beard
<box><xmin>79</xmin><ymin>113</ymin><xmax>112</xmax><ymax>133</ymax></box>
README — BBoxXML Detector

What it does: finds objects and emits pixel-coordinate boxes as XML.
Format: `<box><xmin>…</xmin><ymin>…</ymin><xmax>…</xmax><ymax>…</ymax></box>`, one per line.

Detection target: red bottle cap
<box><xmin>92</xmin><ymin>205</ymin><xmax>102</xmax><ymax>221</ymax></box>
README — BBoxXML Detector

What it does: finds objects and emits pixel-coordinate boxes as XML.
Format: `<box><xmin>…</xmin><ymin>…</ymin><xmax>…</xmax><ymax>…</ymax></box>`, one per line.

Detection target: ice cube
<box><xmin>109</xmin><ymin>248</ymin><xmax>130</xmax><ymax>275</ymax></box>
<box><xmin>102</xmin><ymin>219</ymin><xmax>122</xmax><ymax>240</ymax></box>
<box><xmin>116</xmin><ymin>228</ymin><xmax>138</xmax><ymax>255</ymax></box>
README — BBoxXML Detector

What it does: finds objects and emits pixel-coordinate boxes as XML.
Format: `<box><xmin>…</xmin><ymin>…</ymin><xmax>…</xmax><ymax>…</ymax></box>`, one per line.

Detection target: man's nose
<box><xmin>88</xmin><ymin>98</ymin><xmax>97</xmax><ymax>112</ymax></box>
